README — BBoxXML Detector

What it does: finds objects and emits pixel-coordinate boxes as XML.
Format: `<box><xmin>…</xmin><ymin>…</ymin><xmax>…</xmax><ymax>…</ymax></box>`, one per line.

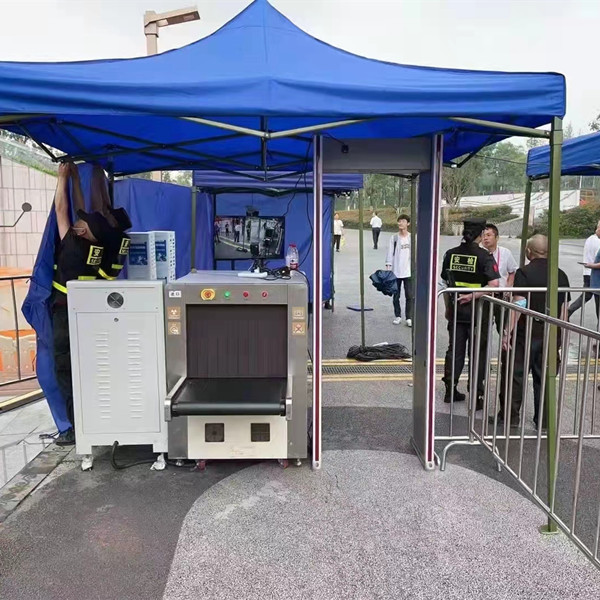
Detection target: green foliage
<box><xmin>535</xmin><ymin>202</ymin><xmax>600</xmax><ymax>238</ymax></box>
<box><xmin>448</xmin><ymin>204</ymin><xmax>514</xmax><ymax>223</ymax></box>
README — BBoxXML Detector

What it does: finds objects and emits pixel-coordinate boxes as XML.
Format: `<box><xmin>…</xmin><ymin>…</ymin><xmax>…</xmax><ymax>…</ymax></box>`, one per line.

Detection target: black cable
<box><xmin>110</xmin><ymin>440</ymin><xmax>157</xmax><ymax>470</ymax></box>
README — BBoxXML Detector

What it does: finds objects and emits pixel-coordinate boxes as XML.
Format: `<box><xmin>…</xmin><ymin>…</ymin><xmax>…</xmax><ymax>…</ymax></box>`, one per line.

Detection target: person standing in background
<box><xmin>386</xmin><ymin>214</ymin><xmax>412</xmax><ymax>326</ymax></box>
<box><xmin>370</xmin><ymin>211</ymin><xmax>383</xmax><ymax>249</ymax></box>
<box><xmin>333</xmin><ymin>212</ymin><xmax>344</xmax><ymax>252</ymax></box>
<box><xmin>481</xmin><ymin>223</ymin><xmax>518</xmax><ymax>333</ymax></box>
<box><xmin>569</xmin><ymin>220</ymin><xmax>600</xmax><ymax>323</ymax></box>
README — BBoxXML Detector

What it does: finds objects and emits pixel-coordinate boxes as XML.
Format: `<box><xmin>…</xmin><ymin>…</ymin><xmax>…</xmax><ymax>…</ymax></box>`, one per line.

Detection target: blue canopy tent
<box><xmin>1</xmin><ymin>0</ymin><xmax>567</xmax><ymax>472</ymax></box>
<box><xmin>527</xmin><ymin>131</ymin><xmax>600</xmax><ymax>179</ymax></box>
<box><xmin>518</xmin><ymin>131</ymin><xmax>600</xmax><ymax>265</ymax></box>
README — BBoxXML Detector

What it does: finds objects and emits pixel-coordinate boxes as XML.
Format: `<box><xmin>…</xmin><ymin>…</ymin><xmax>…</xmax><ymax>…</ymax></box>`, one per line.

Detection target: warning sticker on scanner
<box><xmin>292</xmin><ymin>322</ymin><xmax>306</xmax><ymax>336</ymax></box>
<box><xmin>168</xmin><ymin>322</ymin><xmax>181</xmax><ymax>335</ymax></box>
<box><xmin>292</xmin><ymin>307</ymin><xmax>305</xmax><ymax>320</ymax></box>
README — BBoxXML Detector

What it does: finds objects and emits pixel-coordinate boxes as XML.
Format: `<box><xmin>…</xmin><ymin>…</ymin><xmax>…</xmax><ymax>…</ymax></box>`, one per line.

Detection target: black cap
<box><xmin>76</xmin><ymin>210</ymin><xmax>113</xmax><ymax>242</ymax></box>
<box><xmin>109</xmin><ymin>207</ymin><xmax>132</xmax><ymax>232</ymax></box>
<box><xmin>463</xmin><ymin>217</ymin><xmax>486</xmax><ymax>238</ymax></box>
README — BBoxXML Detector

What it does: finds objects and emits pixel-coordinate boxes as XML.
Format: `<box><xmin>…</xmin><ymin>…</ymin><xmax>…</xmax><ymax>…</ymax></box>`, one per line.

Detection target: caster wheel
<box><xmin>175</xmin><ymin>460</ymin><xmax>184</xmax><ymax>467</ymax></box>
<box><xmin>194</xmin><ymin>460</ymin><xmax>207</xmax><ymax>472</ymax></box>
<box><xmin>278</xmin><ymin>459</ymin><xmax>289</xmax><ymax>469</ymax></box>
<box><xmin>294</xmin><ymin>459</ymin><xmax>302</xmax><ymax>467</ymax></box>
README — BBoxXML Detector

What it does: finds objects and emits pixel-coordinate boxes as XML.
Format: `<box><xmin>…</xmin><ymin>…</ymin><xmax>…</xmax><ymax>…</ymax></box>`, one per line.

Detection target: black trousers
<box><xmin>52</xmin><ymin>300</ymin><xmax>74</xmax><ymax>427</ymax></box>
<box><xmin>443</xmin><ymin>309</ymin><xmax>490</xmax><ymax>397</ymax></box>
<box><xmin>497</xmin><ymin>335</ymin><xmax>545</xmax><ymax>427</ymax></box>
<box><xmin>372</xmin><ymin>227</ymin><xmax>381</xmax><ymax>249</ymax></box>
<box><xmin>568</xmin><ymin>275</ymin><xmax>599</xmax><ymax>320</ymax></box>
<box><xmin>393</xmin><ymin>277</ymin><xmax>413</xmax><ymax>319</ymax></box>
<box><xmin>334</xmin><ymin>234</ymin><xmax>342</xmax><ymax>251</ymax></box>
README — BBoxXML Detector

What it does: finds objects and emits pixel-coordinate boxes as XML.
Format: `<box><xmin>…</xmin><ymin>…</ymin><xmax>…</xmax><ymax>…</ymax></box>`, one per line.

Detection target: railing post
<box><xmin>542</xmin><ymin>116</ymin><xmax>562</xmax><ymax>535</ymax></box>
<box><xmin>520</xmin><ymin>178</ymin><xmax>532</xmax><ymax>267</ymax></box>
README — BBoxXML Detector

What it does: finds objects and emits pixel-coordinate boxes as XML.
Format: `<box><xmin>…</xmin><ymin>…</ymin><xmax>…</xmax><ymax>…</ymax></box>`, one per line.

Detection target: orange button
<box><xmin>200</xmin><ymin>288</ymin><xmax>216</xmax><ymax>301</ymax></box>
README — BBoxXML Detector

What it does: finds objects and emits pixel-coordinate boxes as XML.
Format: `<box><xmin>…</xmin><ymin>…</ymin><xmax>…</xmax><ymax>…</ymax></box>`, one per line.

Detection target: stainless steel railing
<box><xmin>437</xmin><ymin>288</ymin><xmax>600</xmax><ymax>569</ymax></box>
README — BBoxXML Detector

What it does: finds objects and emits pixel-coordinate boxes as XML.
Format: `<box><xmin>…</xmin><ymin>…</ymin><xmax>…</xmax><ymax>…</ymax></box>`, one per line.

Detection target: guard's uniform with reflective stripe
<box><xmin>441</xmin><ymin>241</ymin><xmax>499</xmax><ymax>399</ymax></box>
<box><xmin>97</xmin><ymin>231</ymin><xmax>130</xmax><ymax>280</ymax></box>
<box><xmin>52</xmin><ymin>229</ymin><xmax>104</xmax><ymax>296</ymax></box>
<box><xmin>51</xmin><ymin>229</ymin><xmax>104</xmax><ymax>426</ymax></box>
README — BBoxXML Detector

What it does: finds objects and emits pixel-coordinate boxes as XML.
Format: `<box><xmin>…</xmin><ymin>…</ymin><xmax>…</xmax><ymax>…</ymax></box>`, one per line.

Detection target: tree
<box><xmin>441</xmin><ymin>157</ymin><xmax>483</xmax><ymax>207</ymax></box>
<box><xmin>590</xmin><ymin>114</ymin><xmax>600</xmax><ymax>132</ymax></box>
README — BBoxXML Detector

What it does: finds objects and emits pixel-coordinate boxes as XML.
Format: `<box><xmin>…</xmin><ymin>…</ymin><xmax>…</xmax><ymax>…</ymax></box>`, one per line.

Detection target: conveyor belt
<box><xmin>171</xmin><ymin>378</ymin><xmax>287</xmax><ymax>416</ymax></box>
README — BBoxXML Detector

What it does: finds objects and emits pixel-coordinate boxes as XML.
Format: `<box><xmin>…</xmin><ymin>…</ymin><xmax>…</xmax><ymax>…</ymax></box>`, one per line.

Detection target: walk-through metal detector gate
<box><xmin>320</xmin><ymin>134</ymin><xmax>440</xmax><ymax>470</ymax></box>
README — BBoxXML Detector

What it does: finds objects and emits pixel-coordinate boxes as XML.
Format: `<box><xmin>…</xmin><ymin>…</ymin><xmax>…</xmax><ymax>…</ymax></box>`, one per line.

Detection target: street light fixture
<box><xmin>144</xmin><ymin>6</ymin><xmax>200</xmax><ymax>180</ymax></box>
<box><xmin>144</xmin><ymin>7</ymin><xmax>200</xmax><ymax>56</ymax></box>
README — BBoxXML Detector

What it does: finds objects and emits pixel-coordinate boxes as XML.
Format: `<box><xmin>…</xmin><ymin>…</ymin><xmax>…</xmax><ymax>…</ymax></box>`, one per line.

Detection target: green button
<box><xmin>224</xmin><ymin>291</ymin><xmax>231</xmax><ymax>298</ymax></box>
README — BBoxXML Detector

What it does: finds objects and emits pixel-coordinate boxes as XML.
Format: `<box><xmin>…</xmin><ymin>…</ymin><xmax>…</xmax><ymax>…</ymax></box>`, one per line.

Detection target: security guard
<box><xmin>97</xmin><ymin>207</ymin><xmax>132</xmax><ymax>281</ymax></box>
<box><xmin>52</xmin><ymin>163</ymin><xmax>113</xmax><ymax>445</ymax></box>
<box><xmin>441</xmin><ymin>218</ymin><xmax>499</xmax><ymax>407</ymax></box>
<box><xmin>84</xmin><ymin>165</ymin><xmax>133</xmax><ymax>281</ymax></box>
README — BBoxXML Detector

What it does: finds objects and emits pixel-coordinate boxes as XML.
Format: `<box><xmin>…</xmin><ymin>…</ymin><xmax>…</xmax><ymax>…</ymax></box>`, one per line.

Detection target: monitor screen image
<box><xmin>214</xmin><ymin>216</ymin><xmax>285</xmax><ymax>261</ymax></box>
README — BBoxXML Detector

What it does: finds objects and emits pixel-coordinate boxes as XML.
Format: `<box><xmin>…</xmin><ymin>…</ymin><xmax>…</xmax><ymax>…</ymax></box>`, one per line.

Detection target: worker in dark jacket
<box><xmin>87</xmin><ymin>166</ymin><xmax>132</xmax><ymax>280</ymax></box>
<box><xmin>440</xmin><ymin>218</ymin><xmax>500</xmax><ymax>407</ymax></box>
<box><xmin>52</xmin><ymin>163</ymin><xmax>112</xmax><ymax>446</ymax></box>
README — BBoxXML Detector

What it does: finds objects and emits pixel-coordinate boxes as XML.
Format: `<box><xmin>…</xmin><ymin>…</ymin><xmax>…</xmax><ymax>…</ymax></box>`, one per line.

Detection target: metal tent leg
<box><xmin>542</xmin><ymin>116</ymin><xmax>563</xmax><ymax>534</ymax></box>
<box><xmin>312</xmin><ymin>135</ymin><xmax>323</xmax><ymax>470</ymax></box>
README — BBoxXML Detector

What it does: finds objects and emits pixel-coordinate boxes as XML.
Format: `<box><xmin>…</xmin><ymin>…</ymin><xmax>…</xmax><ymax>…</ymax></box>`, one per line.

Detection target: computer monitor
<box><xmin>214</xmin><ymin>216</ymin><xmax>285</xmax><ymax>261</ymax></box>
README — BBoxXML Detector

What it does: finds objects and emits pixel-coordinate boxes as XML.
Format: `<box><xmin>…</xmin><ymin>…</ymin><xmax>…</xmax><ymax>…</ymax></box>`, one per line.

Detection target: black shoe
<box><xmin>444</xmin><ymin>388</ymin><xmax>466</xmax><ymax>403</ymax></box>
<box><xmin>476</xmin><ymin>396</ymin><xmax>484</xmax><ymax>411</ymax></box>
<box><xmin>489</xmin><ymin>414</ymin><xmax>504</xmax><ymax>425</ymax></box>
<box><xmin>56</xmin><ymin>428</ymin><xmax>75</xmax><ymax>446</ymax></box>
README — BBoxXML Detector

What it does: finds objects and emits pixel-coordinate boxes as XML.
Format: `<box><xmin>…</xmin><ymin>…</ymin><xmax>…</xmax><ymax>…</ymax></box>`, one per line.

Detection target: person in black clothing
<box><xmin>492</xmin><ymin>235</ymin><xmax>570</xmax><ymax>430</ymax></box>
<box><xmin>52</xmin><ymin>163</ymin><xmax>113</xmax><ymax>446</ymax></box>
<box><xmin>87</xmin><ymin>166</ymin><xmax>132</xmax><ymax>280</ymax></box>
<box><xmin>441</xmin><ymin>218</ymin><xmax>500</xmax><ymax>406</ymax></box>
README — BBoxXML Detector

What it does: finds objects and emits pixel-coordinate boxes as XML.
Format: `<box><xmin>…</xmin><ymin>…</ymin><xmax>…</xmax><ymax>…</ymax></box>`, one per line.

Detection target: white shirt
<box><xmin>370</xmin><ymin>215</ymin><xmax>382</xmax><ymax>229</ymax></box>
<box><xmin>333</xmin><ymin>219</ymin><xmax>344</xmax><ymax>236</ymax></box>
<box><xmin>386</xmin><ymin>233</ymin><xmax>411</xmax><ymax>279</ymax></box>
<box><xmin>582</xmin><ymin>234</ymin><xmax>600</xmax><ymax>276</ymax></box>
<box><xmin>487</xmin><ymin>245</ymin><xmax>518</xmax><ymax>288</ymax></box>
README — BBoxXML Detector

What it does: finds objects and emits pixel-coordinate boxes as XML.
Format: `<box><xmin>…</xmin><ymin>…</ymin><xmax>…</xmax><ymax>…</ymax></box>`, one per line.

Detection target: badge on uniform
<box><xmin>119</xmin><ymin>238</ymin><xmax>131</xmax><ymax>256</ymax></box>
<box><xmin>87</xmin><ymin>245</ymin><xmax>103</xmax><ymax>266</ymax></box>
<box><xmin>449</xmin><ymin>254</ymin><xmax>478</xmax><ymax>273</ymax></box>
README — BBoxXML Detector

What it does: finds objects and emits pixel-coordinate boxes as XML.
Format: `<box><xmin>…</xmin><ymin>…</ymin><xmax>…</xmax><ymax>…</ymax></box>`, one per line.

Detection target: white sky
<box><xmin>0</xmin><ymin>0</ymin><xmax>598</xmax><ymax>133</ymax></box>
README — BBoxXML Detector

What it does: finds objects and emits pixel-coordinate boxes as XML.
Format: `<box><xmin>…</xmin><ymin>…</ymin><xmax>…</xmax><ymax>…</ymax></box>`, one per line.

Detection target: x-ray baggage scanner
<box><xmin>164</xmin><ymin>271</ymin><xmax>309</xmax><ymax>462</ymax></box>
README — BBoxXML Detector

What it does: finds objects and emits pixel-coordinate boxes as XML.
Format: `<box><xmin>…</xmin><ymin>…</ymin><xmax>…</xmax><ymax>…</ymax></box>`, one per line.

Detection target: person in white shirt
<box><xmin>370</xmin><ymin>211</ymin><xmax>383</xmax><ymax>249</ymax></box>
<box><xmin>568</xmin><ymin>220</ymin><xmax>600</xmax><ymax>322</ymax></box>
<box><xmin>385</xmin><ymin>214</ymin><xmax>412</xmax><ymax>326</ymax></box>
<box><xmin>481</xmin><ymin>224</ymin><xmax>518</xmax><ymax>333</ymax></box>
<box><xmin>333</xmin><ymin>213</ymin><xmax>344</xmax><ymax>252</ymax></box>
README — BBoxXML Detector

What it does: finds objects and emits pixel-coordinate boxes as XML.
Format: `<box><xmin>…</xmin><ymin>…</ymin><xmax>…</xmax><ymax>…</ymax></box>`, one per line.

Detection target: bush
<box><xmin>447</xmin><ymin>204</ymin><xmax>514</xmax><ymax>223</ymax></box>
<box><xmin>535</xmin><ymin>202</ymin><xmax>600</xmax><ymax>238</ymax></box>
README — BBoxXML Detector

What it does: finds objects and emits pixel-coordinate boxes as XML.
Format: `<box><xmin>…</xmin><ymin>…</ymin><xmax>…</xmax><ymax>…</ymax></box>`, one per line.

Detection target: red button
<box><xmin>243</xmin><ymin>291</ymin><xmax>249</xmax><ymax>298</ymax></box>
<box><xmin>262</xmin><ymin>291</ymin><xmax>268</xmax><ymax>298</ymax></box>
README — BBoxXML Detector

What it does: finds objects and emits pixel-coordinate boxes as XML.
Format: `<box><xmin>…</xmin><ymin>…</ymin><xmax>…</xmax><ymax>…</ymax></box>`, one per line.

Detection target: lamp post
<box><xmin>144</xmin><ymin>7</ymin><xmax>200</xmax><ymax>180</ymax></box>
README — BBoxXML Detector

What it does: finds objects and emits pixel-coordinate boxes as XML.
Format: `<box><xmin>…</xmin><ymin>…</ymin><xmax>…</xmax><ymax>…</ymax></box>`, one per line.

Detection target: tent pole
<box><xmin>542</xmin><ymin>116</ymin><xmax>563</xmax><ymax>535</ymax></box>
<box><xmin>212</xmin><ymin>193</ymin><xmax>217</xmax><ymax>270</ymax></box>
<box><xmin>330</xmin><ymin>195</ymin><xmax>335</xmax><ymax>312</ymax></box>
<box><xmin>520</xmin><ymin>178</ymin><xmax>533</xmax><ymax>266</ymax></box>
<box><xmin>358</xmin><ymin>186</ymin><xmax>366</xmax><ymax>347</ymax></box>
<box><xmin>410</xmin><ymin>175</ymin><xmax>417</xmax><ymax>348</ymax></box>
<box><xmin>107</xmin><ymin>160</ymin><xmax>114</xmax><ymax>208</ymax></box>
<box><xmin>312</xmin><ymin>134</ymin><xmax>323</xmax><ymax>470</ymax></box>
<box><xmin>449</xmin><ymin>117</ymin><xmax>550</xmax><ymax>139</ymax></box>
<box><xmin>191</xmin><ymin>187</ymin><xmax>198</xmax><ymax>272</ymax></box>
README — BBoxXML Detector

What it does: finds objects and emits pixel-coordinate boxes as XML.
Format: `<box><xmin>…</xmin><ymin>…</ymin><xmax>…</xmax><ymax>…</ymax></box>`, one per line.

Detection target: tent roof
<box><xmin>526</xmin><ymin>131</ymin><xmax>600</xmax><ymax>179</ymax></box>
<box><xmin>193</xmin><ymin>171</ymin><xmax>362</xmax><ymax>192</ymax></box>
<box><xmin>0</xmin><ymin>0</ymin><xmax>565</xmax><ymax>174</ymax></box>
